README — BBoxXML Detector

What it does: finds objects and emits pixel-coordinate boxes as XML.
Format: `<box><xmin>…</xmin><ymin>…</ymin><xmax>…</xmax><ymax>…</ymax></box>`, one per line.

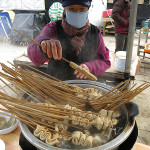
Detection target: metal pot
<box><xmin>19</xmin><ymin>80</ymin><xmax>135</xmax><ymax>150</ymax></box>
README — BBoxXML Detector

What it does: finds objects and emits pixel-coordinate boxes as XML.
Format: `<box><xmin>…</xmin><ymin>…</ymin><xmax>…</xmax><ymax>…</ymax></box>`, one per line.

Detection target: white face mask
<box><xmin>65</xmin><ymin>10</ymin><xmax>89</xmax><ymax>29</ymax></box>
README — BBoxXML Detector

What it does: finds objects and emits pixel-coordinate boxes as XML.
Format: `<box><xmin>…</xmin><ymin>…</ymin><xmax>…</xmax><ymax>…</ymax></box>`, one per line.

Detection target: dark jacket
<box><xmin>112</xmin><ymin>0</ymin><xmax>131</xmax><ymax>33</ymax></box>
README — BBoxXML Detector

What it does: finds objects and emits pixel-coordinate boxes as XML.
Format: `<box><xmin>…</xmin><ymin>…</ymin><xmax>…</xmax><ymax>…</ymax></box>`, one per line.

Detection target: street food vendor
<box><xmin>27</xmin><ymin>0</ymin><xmax>111</xmax><ymax>81</ymax></box>
<box><xmin>20</xmin><ymin>0</ymin><xmax>138</xmax><ymax>150</ymax></box>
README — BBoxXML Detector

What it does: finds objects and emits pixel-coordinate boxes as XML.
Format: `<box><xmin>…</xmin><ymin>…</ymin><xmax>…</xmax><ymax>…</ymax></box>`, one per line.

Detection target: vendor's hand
<box><xmin>41</xmin><ymin>40</ymin><xmax>62</xmax><ymax>60</ymax></box>
<box><xmin>74</xmin><ymin>64</ymin><xmax>90</xmax><ymax>79</ymax></box>
<box><xmin>126</xmin><ymin>102</ymin><xmax>139</xmax><ymax>126</ymax></box>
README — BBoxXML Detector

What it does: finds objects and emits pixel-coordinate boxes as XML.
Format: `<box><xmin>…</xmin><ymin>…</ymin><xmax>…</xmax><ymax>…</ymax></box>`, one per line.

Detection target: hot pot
<box><xmin>19</xmin><ymin>80</ymin><xmax>135</xmax><ymax>150</ymax></box>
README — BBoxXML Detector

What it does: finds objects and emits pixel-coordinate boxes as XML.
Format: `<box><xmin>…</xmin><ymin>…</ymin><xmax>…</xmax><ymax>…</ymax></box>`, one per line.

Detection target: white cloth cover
<box><xmin>0</xmin><ymin>0</ymin><xmax>45</xmax><ymax>10</ymax></box>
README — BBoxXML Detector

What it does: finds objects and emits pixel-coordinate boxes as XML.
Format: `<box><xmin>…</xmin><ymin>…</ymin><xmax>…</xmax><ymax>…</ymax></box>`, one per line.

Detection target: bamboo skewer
<box><xmin>0</xmin><ymin>73</ymin><xmax>41</xmax><ymax>103</ymax></box>
<box><xmin>0</xmin><ymin>95</ymin><xmax>92</xmax><ymax>126</ymax></box>
<box><xmin>0</xmin><ymin>93</ymin><xmax>97</xmax><ymax>117</ymax></box>
<box><xmin>129</xmin><ymin>83</ymin><xmax>137</xmax><ymax>91</ymax></box>
<box><xmin>0</xmin><ymin>63</ymin><xmax>150</xmax><ymax>113</ymax></box>
<box><xmin>0</xmin><ymin>110</ymin><xmax>35</xmax><ymax>129</ymax></box>
<box><xmin>13</xmin><ymin>30</ymin><xmax>70</xmax><ymax>64</ymax></box>
<box><xmin>90</xmin><ymin>79</ymin><xmax>130</xmax><ymax>105</ymax></box>
<box><xmin>0</xmin><ymin>100</ymin><xmax>81</xmax><ymax>131</ymax></box>
<box><xmin>0</xmin><ymin>99</ymin><xmax>91</xmax><ymax>126</ymax></box>
<box><xmin>0</xmin><ymin>63</ymin><xmax>150</xmax><ymax>145</ymax></box>
<box><xmin>0</xmin><ymin>78</ymin><xmax>26</xmax><ymax>101</ymax></box>
<box><xmin>0</xmin><ymin>63</ymin><xmax>86</xmax><ymax>106</ymax></box>
<box><xmin>8</xmin><ymin>61</ymin><xmax>77</xmax><ymax>93</ymax></box>
<box><xmin>112</xmin><ymin>84</ymin><xmax>150</xmax><ymax>111</ymax></box>
<box><xmin>90</xmin><ymin>81</ymin><xmax>149</xmax><ymax>111</ymax></box>
<box><xmin>0</xmin><ymin>108</ymin><xmax>72</xmax><ymax>137</ymax></box>
<box><xmin>19</xmin><ymin>63</ymin><xmax>74</xmax><ymax>89</ymax></box>
<box><xmin>3</xmin><ymin>63</ymin><xmax>79</xmax><ymax>94</ymax></box>
<box><xmin>104</xmin><ymin>91</ymin><xmax>131</xmax><ymax>110</ymax></box>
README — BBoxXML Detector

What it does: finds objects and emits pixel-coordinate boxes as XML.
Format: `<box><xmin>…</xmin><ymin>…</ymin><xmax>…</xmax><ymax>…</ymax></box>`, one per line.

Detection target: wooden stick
<box><xmin>112</xmin><ymin>84</ymin><xmax>150</xmax><ymax>110</ymax></box>
<box><xmin>7</xmin><ymin>62</ymin><xmax>74</xmax><ymax>90</ymax></box>
<box><xmin>0</xmin><ymin>99</ymin><xmax>83</xmax><ymax>129</ymax></box>
<box><xmin>13</xmin><ymin>30</ymin><xmax>69</xmax><ymax>64</ymax></box>
<box><xmin>91</xmin><ymin>80</ymin><xmax>130</xmax><ymax>104</ymax></box>
<box><xmin>0</xmin><ymin>78</ymin><xmax>26</xmax><ymax>101</ymax></box>
<box><xmin>0</xmin><ymin>108</ymin><xmax>71</xmax><ymax>137</ymax></box>
<box><xmin>0</xmin><ymin>108</ymin><xmax>35</xmax><ymax>129</ymax></box>
<box><xmin>1</xmin><ymin>63</ymin><xmax>85</xmax><ymax>105</ymax></box>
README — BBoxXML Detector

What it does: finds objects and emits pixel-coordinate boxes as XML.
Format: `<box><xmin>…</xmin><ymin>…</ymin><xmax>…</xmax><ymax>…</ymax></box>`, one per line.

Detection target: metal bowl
<box><xmin>19</xmin><ymin>80</ymin><xmax>134</xmax><ymax>150</ymax></box>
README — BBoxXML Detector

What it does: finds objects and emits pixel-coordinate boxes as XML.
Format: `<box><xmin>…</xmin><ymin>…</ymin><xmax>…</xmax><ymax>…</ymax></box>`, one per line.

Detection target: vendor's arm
<box><xmin>27</xmin><ymin>22</ymin><xmax>58</xmax><ymax>66</ymax></box>
<box><xmin>84</xmin><ymin>29</ymin><xmax>111</xmax><ymax>76</ymax></box>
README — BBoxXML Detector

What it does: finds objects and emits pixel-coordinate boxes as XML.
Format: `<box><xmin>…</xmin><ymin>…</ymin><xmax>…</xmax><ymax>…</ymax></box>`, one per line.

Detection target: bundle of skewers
<box><xmin>89</xmin><ymin>80</ymin><xmax>150</xmax><ymax>111</ymax></box>
<box><xmin>0</xmin><ymin>62</ymin><xmax>87</xmax><ymax>107</ymax></box>
<box><xmin>0</xmin><ymin>62</ymin><xmax>149</xmax><ymax>148</ymax></box>
<box><xmin>0</xmin><ymin>90</ymin><xmax>119</xmax><ymax>148</ymax></box>
<box><xmin>0</xmin><ymin>62</ymin><xmax>149</xmax><ymax>110</ymax></box>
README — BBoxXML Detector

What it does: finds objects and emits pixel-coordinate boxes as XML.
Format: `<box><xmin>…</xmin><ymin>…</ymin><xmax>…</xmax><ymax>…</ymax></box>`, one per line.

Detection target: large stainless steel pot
<box><xmin>19</xmin><ymin>80</ymin><xmax>135</xmax><ymax>150</ymax></box>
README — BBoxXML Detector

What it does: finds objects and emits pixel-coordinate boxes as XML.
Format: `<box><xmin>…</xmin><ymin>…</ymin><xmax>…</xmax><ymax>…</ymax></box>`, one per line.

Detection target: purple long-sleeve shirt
<box><xmin>28</xmin><ymin>22</ymin><xmax>111</xmax><ymax>76</ymax></box>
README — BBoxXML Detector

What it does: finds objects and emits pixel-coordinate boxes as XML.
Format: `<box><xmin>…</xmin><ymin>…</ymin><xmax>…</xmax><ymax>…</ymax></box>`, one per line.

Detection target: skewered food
<box><xmin>75</xmin><ymin>87</ymin><xmax>103</xmax><ymax>101</ymax></box>
<box><xmin>55</xmin><ymin>123</ymin><xmax>68</xmax><ymax>131</ymax></box>
<box><xmin>72</xmin><ymin>131</ymin><xmax>93</xmax><ymax>148</ymax></box>
<box><xmin>94</xmin><ymin>116</ymin><xmax>104</xmax><ymax>130</ymax></box>
<box><xmin>93</xmin><ymin>116</ymin><xmax>117</xmax><ymax>130</ymax></box>
<box><xmin>0</xmin><ymin>63</ymin><xmax>149</xmax><ymax>149</ymax></box>
<box><xmin>70</xmin><ymin>62</ymin><xmax>97</xmax><ymax>81</ymax></box>
<box><xmin>71</xmin><ymin>115</ymin><xmax>91</xmax><ymax>129</ymax></box>
<box><xmin>46</xmin><ymin>134</ymin><xmax>59</xmax><ymax>145</ymax></box>
<box><xmin>0</xmin><ymin>63</ymin><xmax>149</xmax><ymax>111</ymax></box>
<box><xmin>34</xmin><ymin>125</ymin><xmax>59</xmax><ymax>146</ymax></box>
<box><xmin>99</xmin><ymin>109</ymin><xmax>121</xmax><ymax>119</ymax></box>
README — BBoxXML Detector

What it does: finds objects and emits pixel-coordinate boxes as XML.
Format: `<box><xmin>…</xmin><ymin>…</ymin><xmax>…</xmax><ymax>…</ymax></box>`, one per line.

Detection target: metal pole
<box><xmin>124</xmin><ymin>0</ymin><xmax>139</xmax><ymax>79</ymax></box>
